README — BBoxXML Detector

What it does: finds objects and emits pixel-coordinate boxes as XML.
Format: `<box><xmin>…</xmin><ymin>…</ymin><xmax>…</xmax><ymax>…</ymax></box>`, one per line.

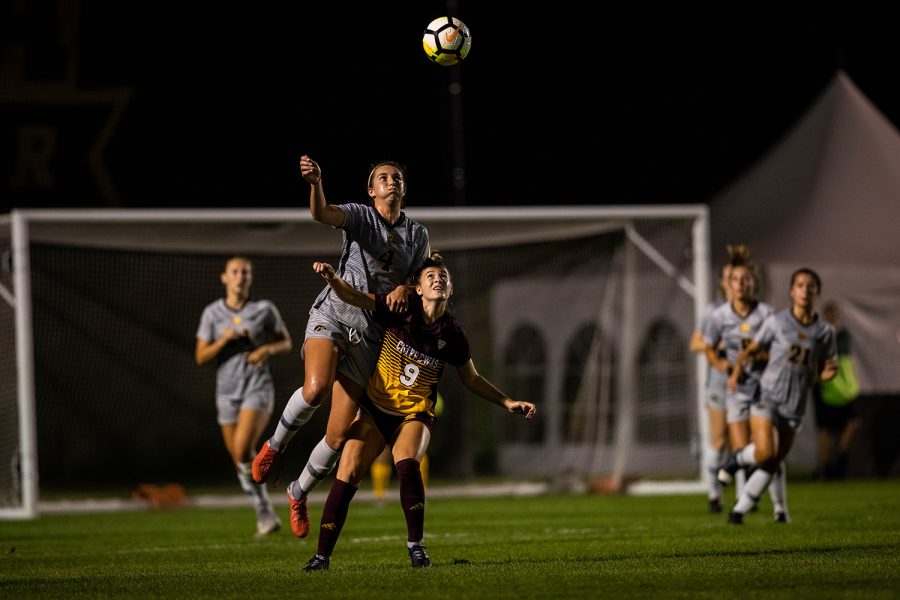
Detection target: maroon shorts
<box><xmin>357</xmin><ymin>393</ymin><xmax>435</xmax><ymax>444</ymax></box>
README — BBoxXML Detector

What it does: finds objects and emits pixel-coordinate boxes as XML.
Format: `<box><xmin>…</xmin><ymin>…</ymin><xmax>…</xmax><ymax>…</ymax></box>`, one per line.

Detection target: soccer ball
<box><xmin>422</xmin><ymin>16</ymin><xmax>471</xmax><ymax>66</ymax></box>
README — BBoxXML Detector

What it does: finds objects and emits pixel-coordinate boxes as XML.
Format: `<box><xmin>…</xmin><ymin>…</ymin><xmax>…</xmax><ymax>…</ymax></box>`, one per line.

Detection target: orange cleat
<box><xmin>251</xmin><ymin>441</ymin><xmax>283</xmax><ymax>484</ymax></box>
<box><xmin>287</xmin><ymin>488</ymin><xmax>310</xmax><ymax>538</ymax></box>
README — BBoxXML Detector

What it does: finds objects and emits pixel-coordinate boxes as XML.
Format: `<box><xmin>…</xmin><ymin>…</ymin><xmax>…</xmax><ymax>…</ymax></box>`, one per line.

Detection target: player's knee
<box><xmin>324</xmin><ymin>431</ymin><xmax>347</xmax><ymax>452</ymax></box>
<box><xmin>303</xmin><ymin>378</ymin><xmax>332</xmax><ymax>406</ymax></box>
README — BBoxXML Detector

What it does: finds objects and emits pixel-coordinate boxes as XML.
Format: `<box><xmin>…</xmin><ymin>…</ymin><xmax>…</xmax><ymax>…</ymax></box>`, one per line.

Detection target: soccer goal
<box><xmin>0</xmin><ymin>206</ymin><xmax>710</xmax><ymax>518</ymax></box>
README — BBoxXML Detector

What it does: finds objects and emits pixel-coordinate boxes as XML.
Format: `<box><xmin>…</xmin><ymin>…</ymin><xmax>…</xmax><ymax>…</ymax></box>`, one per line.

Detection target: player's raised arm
<box><xmin>301</xmin><ymin>155</ymin><xmax>344</xmax><ymax>227</ymax></box>
<box><xmin>313</xmin><ymin>261</ymin><xmax>375</xmax><ymax>311</ymax></box>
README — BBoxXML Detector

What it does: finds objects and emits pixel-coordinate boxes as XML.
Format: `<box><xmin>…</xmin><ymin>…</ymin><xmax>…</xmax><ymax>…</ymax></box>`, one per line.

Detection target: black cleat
<box><xmin>303</xmin><ymin>554</ymin><xmax>330</xmax><ymax>572</ymax></box>
<box><xmin>709</xmin><ymin>497</ymin><xmax>723</xmax><ymax>513</ymax></box>
<box><xmin>727</xmin><ymin>510</ymin><xmax>744</xmax><ymax>525</ymax></box>
<box><xmin>408</xmin><ymin>543</ymin><xmax>432</xmax><ymax>568</ymax></box>
<box><xmin>774</xmin><ymin>511</ymin><xmax>790</xmax><ymax>523</ymax></box>
<box><xmin>717</xmin><ymin>452</ymin><xmax>741</xmax><ymax>485</ymax></box>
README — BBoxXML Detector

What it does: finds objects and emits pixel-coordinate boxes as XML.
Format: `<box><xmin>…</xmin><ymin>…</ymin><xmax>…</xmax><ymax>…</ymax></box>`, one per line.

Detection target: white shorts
<box><xmin>216</xmin><ymin>388</ymin><xmax>274</xmax><ymax>426</ymax></box>
<box><xmin>705</xmin><ymin>370</ymin><xmax>728</xmax><ymax>411</ymax></box>
<box><xmin>304</xmin><ymin>308</ymin><xmax>380</xmax><ymax>389</ymax></box>
<box><xmin>751</xmin><ymin>393</ymin><xmax>804</xmax><ymax>431</ymax></box>
<box><xmin>706</xmin><ymin>387</ymin><xmax>727</xmax><ymax>411</ymax></box>
<box><xmin>725</xmin><ymin>381</ymin><xmax>758</xmax><ymax>424</ymax></box>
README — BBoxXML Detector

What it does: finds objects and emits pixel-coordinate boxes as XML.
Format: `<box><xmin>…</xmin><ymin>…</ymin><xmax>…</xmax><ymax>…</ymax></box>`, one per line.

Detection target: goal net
<box><xmin>1</xmin><ymin>207</ymin><xmax>710</xmax><ymax>517</ymax></box>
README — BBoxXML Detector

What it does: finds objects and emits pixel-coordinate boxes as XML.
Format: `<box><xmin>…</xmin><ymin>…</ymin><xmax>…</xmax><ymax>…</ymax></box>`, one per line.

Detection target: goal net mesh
<box><xmin>1</xmin><ymin>208</ymin><xmax>706</xmax><ymax>509</ymax></box>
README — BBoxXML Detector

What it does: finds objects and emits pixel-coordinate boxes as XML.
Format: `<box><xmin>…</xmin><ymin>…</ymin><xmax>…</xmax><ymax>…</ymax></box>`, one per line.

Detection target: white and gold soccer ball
<box><xmin>422</xmin><ymin>16</ymin><xmax>471</xmax><ymax>66</ymax></box>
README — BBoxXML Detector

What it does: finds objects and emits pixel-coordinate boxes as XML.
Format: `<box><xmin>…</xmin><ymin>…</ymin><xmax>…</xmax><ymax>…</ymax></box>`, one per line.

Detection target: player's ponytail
<box><xmin>726</xmin><ymin>244</ymin><xmax>752</xmax><ymax>268</ymax></box>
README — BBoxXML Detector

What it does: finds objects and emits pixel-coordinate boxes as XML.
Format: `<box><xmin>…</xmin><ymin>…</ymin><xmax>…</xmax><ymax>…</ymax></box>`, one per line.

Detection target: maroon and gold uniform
<box><xmin>365</xmin><ymin>294</ymin><xmax>470</xmax><ymax>419</ymax></box>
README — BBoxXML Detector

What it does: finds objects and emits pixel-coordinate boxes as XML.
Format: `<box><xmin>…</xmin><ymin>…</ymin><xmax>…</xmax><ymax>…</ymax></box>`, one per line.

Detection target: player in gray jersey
<box><xmin>702</xmin><ymin>261</ymin><xmax>774</xmax><ymax>464</ymax></box>
<box><xmin>195</xmin><ymin>256</ymin><xmax>293</xmax><ymax>537</ymax></box>
<box><xmin>252</xmin><ymin>155</ymin><xmax>431</xmax><ymax>538</ymax></box>
<box><xmin>704</xmin><ymin>251</ymin><xmax>790</xmax><ymax>516</ymax></box>
<box><xmin>719</xmin><ymin>268</ymin><xmax>837</xmax><ymax>524</ymax></box>
<box><xmin>689</xmin><ymin>259</ymin><xmax>732</xmax><ymax>513</ymax></box>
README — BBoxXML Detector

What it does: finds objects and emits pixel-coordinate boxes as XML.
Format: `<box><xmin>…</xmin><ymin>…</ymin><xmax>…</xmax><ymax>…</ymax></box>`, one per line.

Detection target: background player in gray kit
<box><xmin>719</xmin><ymin>268</ymin><xmax>838</xmax><ymax>524</ymax></box>
<box><xmin>195</xmin><ymin>256</ymin><xmax>293</xmax><ymax>536</ymax></box>
<box><xmin>702</xmin><ymin>245</ymin><xmax>787</xmax><ymax>519</ymax></box>
<box><xmin>690</xmin><ymin>257</ymin><xmax>733</xmax><ymax>513</ymax></box>
<box><xmin>252</xmin><ymin>154</ymin><xmax>431</xmax><ymax>539</ymax></box>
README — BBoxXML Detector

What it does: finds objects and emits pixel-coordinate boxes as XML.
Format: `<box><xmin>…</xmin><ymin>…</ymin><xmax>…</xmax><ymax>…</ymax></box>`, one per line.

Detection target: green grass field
<box><xmin>3</xmin><ymin>479</ymin><xmax>899</xmax><ymax>599</ymax></box>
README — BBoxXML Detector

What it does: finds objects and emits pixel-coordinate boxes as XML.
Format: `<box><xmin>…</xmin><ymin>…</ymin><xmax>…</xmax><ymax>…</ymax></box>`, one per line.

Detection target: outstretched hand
<box><xmin>508</xmin><ymin>401</ymin><xmax>537</xmax><ymax>420</ymax></box>
<box><xmin>313</xmin><ymin>261</ymin><xmax>335</xmax><ymax>283</ymax></box>
<box><xmin>300</xmin><ymin>155</ymin><xmax>321</xmax><ymax>185</ymax></box>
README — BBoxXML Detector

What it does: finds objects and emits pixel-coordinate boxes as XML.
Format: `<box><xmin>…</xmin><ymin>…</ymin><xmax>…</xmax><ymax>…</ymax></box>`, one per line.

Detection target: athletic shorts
<box><xmin>357</xmin><ymin>392</ymin><xmax>435</xmax><ymax>445</ymax></box>
<box><xmin>706</xmin><ymin>386</ymin><xmax>727</xmax><ymax>411</ymax></box>
<box><xmin>726</xmin><ymin>381</ymin><xmax>758</xmax><ymax>424</ymax></box>
<box><xmin>752</xmin><ymin>391</ymin><xmax>803</xmax><ymax>431</ymax></box>
<box><xmin>216</xmin><ymin>388</ymin><xmax>274</xmax><ymax>426</ymax></box>
<box><xmin>304</xmin><ymin>307</ymin><xmax>381</xmax><ymax>389</ymax></box>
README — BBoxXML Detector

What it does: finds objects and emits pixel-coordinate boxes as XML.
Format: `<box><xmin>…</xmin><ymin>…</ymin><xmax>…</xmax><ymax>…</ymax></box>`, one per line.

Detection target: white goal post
<box><xmin>1</xmin><ymin>206</ymin><xmax>710</xmax><ymax>518</ymax></box>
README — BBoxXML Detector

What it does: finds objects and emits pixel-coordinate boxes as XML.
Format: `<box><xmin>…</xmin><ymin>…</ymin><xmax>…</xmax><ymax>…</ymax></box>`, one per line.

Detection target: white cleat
<box><xmin>256</xmin><ymin>511</ymin><xmax>282</xmax><ymax>537</ymax></box>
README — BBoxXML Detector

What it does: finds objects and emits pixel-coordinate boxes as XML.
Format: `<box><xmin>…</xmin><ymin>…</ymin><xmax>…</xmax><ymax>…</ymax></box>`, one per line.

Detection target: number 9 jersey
<box><xmin>366</xmin><ymin>294</ymin><xmax>470</xmax><ymax>417</ymax></box>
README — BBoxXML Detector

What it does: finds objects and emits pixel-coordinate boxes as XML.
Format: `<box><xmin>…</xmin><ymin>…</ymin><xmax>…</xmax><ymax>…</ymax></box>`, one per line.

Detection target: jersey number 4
<box><xmin>378</xmin><ymin>250</ymin><xmax>395</xmax><ymax>272</ymax></box>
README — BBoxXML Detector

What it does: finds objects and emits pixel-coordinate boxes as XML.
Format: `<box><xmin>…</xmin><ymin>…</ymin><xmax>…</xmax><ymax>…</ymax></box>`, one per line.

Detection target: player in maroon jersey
<box><xmin>301</xmin><ymin>253</ymin><xmax>537</xmax><ymax>571</ymax></box>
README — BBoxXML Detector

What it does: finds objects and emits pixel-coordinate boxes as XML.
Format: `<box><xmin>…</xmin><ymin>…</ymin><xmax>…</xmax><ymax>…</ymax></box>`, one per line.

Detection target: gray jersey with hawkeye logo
<box><xmin>196</xmin><ymin>298</ymin><xmax>287</xmax><ymax>400</ymax></box>
<box><xmin>311</xmin><ymin>202</ymin><xmax>431</xmax><ymax>334</ymax></box>
<box><xmin>756</xmin><ymin>309</ymin><xmax>837</xmax><ymax>417</ymax></box>
<box><xmin>703</xmin><ymin>300</ymin><xmax>775</xmax><ymax>385</ymax></box>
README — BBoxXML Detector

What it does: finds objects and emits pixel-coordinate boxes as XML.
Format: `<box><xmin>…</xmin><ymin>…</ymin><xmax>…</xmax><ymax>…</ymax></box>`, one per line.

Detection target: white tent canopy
<box><xmin>711</xmin><ymin>70</ymin><xmax>900</xmax><ymax>395</ymax></box>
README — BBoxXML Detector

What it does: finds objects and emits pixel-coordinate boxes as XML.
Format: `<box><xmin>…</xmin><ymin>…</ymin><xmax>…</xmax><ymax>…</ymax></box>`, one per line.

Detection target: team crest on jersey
<box><xmin>438</xmin><ymin>339</ymin><xmax>446</xmax><ymax>349</ymax></box>
<box><xmin>388</xmin><ymin>232</ymin><xmax>397</xmax><ymax>243</ymax></box>
<box><xmin>232</xmin><ymin>317</ymin><xmax>242</xmax><ymax>325</ymax></box>
<box><xmin>798</xmin><ymin>332</ymin><xmax>808</xmax><ymax>340</ymax></box>
<box><xmin>740</xmin><ymin>323</ymin><xmax>750</xmax><ymax>332</ymax></box>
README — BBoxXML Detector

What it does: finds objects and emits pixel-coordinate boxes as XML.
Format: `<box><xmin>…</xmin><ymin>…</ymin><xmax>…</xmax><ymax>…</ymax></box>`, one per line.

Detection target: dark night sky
<box><xmin>4</xmin><ymin>3</ymin><xmax>900</xmax><ymax>211</ymax></box>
